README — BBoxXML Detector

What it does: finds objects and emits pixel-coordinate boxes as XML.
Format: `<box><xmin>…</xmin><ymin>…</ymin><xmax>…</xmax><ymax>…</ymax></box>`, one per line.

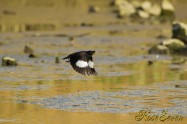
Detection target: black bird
<box><xmin>63</xmin><ymin>51</ymin><xmax>97</xmax><ymax>76</ymax></box>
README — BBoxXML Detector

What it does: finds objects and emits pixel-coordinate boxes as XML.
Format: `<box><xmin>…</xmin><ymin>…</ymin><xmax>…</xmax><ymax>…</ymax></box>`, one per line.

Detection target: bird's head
<box><xmin>87</xmin><ymin>51</ymin><xmax>95</xmax><ymax>56</ymax></box>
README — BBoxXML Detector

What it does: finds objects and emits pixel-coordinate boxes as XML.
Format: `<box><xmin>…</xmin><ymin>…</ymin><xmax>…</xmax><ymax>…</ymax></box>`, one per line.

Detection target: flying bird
<box><xmin>63</xmin><ymin>51</ymin><xmax>97</xmax><ymax>76</ymax></box>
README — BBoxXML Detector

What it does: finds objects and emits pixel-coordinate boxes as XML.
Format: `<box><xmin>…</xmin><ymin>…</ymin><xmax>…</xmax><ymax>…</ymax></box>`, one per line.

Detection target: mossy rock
<box><xmin>2</xmin><ymin>57</ymin><xmax>18</xmax><ymax>66</ymax></box>
<box><xmin>24</xmin><ymin>45</ymin><xmax>34</xmax><ymax>54</ymax></box>
<box><xmin>172</xmin><ymin>21</ymin><xmax>187</xmax><ymax>44</ymax></box>
<box><xmin>162</xmin><ymin>39</ymin><xmax>186</xmax><ymax>52</ymax></box>
<box><xmin>28</xmin><ymin>53</ymin><xmax>37</xmax><ymax>58</ymax></box>
<box><xmin>55</xmin><ymin>56</ymin><xmax>60</xmax><ymax>64</ymax></box>
<box><xmin>89</xmin><ymin>6</ymin><xmax>100</xmax><ymax>13</ymax></box>
<box><xmin>160</xmin><ymin>0</ymin><xmax>175</xmax><ymax>21</ymax></box>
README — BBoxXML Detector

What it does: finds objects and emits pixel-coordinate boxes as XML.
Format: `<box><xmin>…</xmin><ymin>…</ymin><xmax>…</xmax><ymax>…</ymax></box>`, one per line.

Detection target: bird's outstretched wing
<box><xmin>70</xmin><ymin>53</ymin><xmax>97</xmax><ymax>76</ymax></box>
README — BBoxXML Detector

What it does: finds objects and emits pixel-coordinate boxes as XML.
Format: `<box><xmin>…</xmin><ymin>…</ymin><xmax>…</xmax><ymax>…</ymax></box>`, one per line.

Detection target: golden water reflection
<box><xmin>0</xmin><ymin>60</ymin><xmax>187</xmax><ymax>124</ymax></box>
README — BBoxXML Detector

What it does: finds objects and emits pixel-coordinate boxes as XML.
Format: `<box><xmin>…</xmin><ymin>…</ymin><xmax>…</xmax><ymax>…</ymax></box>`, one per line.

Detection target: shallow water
<box><xmin>0</xmin><ymin>2</ymin><xmax>187</xmax><ymax>123</ymax></box>
<box><xmin>1</xmin><ymin>27</ymin><xmax>187</xmax><ymax>123</ymax></box>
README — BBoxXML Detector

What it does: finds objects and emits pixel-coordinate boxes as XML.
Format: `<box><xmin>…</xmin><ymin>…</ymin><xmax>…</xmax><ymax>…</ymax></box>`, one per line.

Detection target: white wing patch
<box><xmin>76</xmin><ymin>60</ymin><xmax>88</xmax><ymax>68</ymax></box>
<box><xmin>88</xmin><ymin>61</ymin><xmax>94</xmax><ymax>68</ymax></box>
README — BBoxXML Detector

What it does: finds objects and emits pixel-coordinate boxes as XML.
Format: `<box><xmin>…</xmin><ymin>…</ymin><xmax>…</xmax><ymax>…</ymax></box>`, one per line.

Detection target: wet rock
<box><xmin>80</xmin><ymin>22</ymin><xmax>93</xmax><ymax>27</ymax></box>
<box><xmin>131</xmin><ymin>0</ymin><xmax>141</xmax><ymax>8</ymax></box>
<box><xmin>172</xmin><ymin>21</ymin><xmax>187</xmax><ymax>44</ymax></box>
<box><xmin>147</xmin><ymin>60</ymin><xmax>154</xmax><ymax>65</ymax></box>
<box><xmin>148</xmin><ymin>45</ymin><xmax>169</xmax><ymax>54</ymax></box>
<box><xmin>156</xmin><ymin>34</ymin><xmax>167</xmax><ymax>39</ymax></box>
<box><xmin>89</xmin><ymin>6</ymin><xmax>100</xmax><ymax>13</ymax></box>
<box><xmin>161</xmin><ymin>39</ymin><xmax>185</xmax><ymax>52</ymax></box>
<box><xmin>141</xmin><ymin>1</ymin><xmax>152</xmax><ymax>11</ymax></box>
<box><xmin>3</xmin><ymin>10</ymin><xmax>16</xmax><ymax>15</ymax></box>
<box><xmin>138</xmin><ymin>10</ymin><xmax>150</xmax><ymax>19</ymax></box>
<box><xmin>28</xmin><ymin>53</ymin><xmax>37</xmax><ymax>58</ymax></box>
<box><xmin>25</xmin><ymin>24</ymin><xmax>55</xmax><ymax>31</ymax></box>
<box><xmin>175</xmin><ymin>84</ymin><xmax>187</xmax><ymax>88</ymax></box>
<box><xmin>117</xmin><ymin>1</ymin><xmax>136</xmax><ymax>18</ymax></box>
<box><xmin>0</xmin><ymin>42</ymin><xmax>3</xmax><ymax>46</ymax></box>
<box><xmin>69</xmin><ymin>36</ymin><xmax>76</xmax><ymax>46</ymax></box>
<box><xmin>161</xmin><ymin>0</ymin><xmax>175</xmax><ymax>11</ymax></box>
<box><xmin>55</xmin><ymin>56</ymin><xmax>60</xmax><ymax>64</ymax></box>
<box><xmin>161</xmin><ymin>0</ymin><xmax>175</xmax><ymax>17</ymax></box>
<box><xmin>111</xmin><ymin>0</ymin><xmax>124</xmax><ymax>6</ymax></box>
<box><xmin>2</xmin><ymin>56</ymin><xmax>18</xmax><ymax>66</ymax></box>
<box><xmin>146</xmin><ymin>4</ymin><xmax>161</xmax><ymax>16</ymax></box>
<box><xmin>24</xmin><ymin>45</ymin><xmax>34</xmax><ymax>54</ymax></box>
<box><xmin>171</xmin><ymin>57</ymin><xmax>186</xmax><ymax>65</ymax></box>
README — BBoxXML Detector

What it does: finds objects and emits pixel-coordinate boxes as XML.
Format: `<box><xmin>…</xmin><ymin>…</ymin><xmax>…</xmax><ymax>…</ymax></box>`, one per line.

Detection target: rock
<box><xmin>161</xmin><ymin>0</ymin><xmax>175</xmax><ymax>17</ymax></box>
<box><xmin>111</xmin><ymin>0</ymin><xmax>124</xmax><ymax>6</ymax></box>
<box><xmin>147</xmin><ymin>60</ymin><xmax>154</xmax><ymax>65</ymax></box>
<box><xmin>80</xmin><ymin>22</ymin><xmax>93</xmax><ymax>27</ymax></box>
<box><xmin>148</xmin><ymin>45</ymin><xmax>169</xmax><ymax>54</ymax></box>
<box><xmin>131</xmin><ymin>0</ymin><xmax>141</xmax><ymax>8</ymax></box>
<box><xmin>117</xmin><ymin>1</ymin><xmax>136</xmax><ymax>18</ymax></box>
<box><xmin>171</xmin><ymin>57</ymin><xmax>186</xmax><ymax>65</ymax></box>
<box><xmin>69</xmin><ymin>36</ymin><xmax>76</xmax><ymax>46</ymax></box>
<box><xmin>141</xmin><ymin>1</ymin><xmax>152</xmax><ymax>11</ymax></box>
<box><xmin>161</xmin><ymin>0</ymin><xmax>175</xmax><ymax>11</ymax></box>
<box><xmin>162</xmin><ymin>39</ymin><xmax>186</xmax><ymax>52</ymax></box>
<box><xmin>28</xmin><ymin>53</ymin><xmax>37</xmax><ymax>58</ymax></box>
<box><xmin>55</xmin><ymin>56</ymin><xmax>60</xmax><ymax>64</ymax></box>
<box><xmin>138</xmin><ymin>10</ymin><xmax>150</xmax><ymax>19</ymax></box>
<box><xmin>24</xmin><ymin>45</ymin><xmax>34</xmax><ymax>54</ymax></box>
<box><xmin>146</xmin><ymin>4</ymin><xmax>161</xmax><ymax>16</ymax></box>
<box><xmin>172</xmin><ymin>21</ymin><xmax>187</xmax><ymax>44</ymax></box>
<box><xmin>89</xmin><ymin>6</ymin><xmax>100</xmax><ymax>13</ymax></box>
<box><xmin>3</xmin><ymin>10</ymin><xmax>16</xmax><ymax>15</ymax></box>
<box><xmin>175</xmin><ymin>84</ymin><xmax>187</xmax><ymax>88</ymax></box>
<box><xmin>2</xmin><ymin>56</ymin><xmax>18</xmax><ymax>66</ymax></box>
<box><xmin>0</xmin><ymin>42</ymin><xmax>3</xmax><ymax>46</ymax></box>
<box><xmin>156</xmin><ymin>34</ymin><xmax>167</xmax><ymax>39</ymax></box>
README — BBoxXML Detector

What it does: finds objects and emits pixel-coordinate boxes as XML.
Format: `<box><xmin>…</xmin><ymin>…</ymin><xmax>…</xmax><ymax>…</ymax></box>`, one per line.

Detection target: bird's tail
<box><xmin>63</xmin><ymin>56</ymin><xmax>70</xmax><ymax>62</ymax></box>
<box><xmin>63</xmin><ymin>56</ymin><xmax>69</xmax><ymax>60</ymax></box>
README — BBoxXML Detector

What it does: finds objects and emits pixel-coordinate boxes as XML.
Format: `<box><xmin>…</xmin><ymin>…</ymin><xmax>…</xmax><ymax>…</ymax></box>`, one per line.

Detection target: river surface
<box><xmin>0</xmin><ymin>0</ymin><xmax>187</xmax><ymax>124</ymax></box>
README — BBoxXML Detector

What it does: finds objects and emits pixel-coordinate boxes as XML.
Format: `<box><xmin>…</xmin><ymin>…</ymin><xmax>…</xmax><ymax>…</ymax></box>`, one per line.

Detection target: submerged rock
<box><xmin>2</xmin><ymin>56</ymin><xmax>18</xmax><ymax>66</ymax></box>
<box><xmin>172</xmin><ymin>21</ymin><xmax>187</xmax><ymax>44</ymax></box>
<box><xmin>148</xmin><ymin>45</ymin><xmax>169</xmax><ymax>54</ymax></box>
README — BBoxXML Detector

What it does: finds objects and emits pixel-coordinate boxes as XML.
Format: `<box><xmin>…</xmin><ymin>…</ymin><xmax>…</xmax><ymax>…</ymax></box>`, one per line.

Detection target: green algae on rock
<box><xmin>2</xmin><ymin>56</ymin><xmax>18</xmax><ymax>66</ymax></box>
<box><xmin>172</xmin><ymin>21</ymin><xmax>187</xmax><ymax>44</ymax></box>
